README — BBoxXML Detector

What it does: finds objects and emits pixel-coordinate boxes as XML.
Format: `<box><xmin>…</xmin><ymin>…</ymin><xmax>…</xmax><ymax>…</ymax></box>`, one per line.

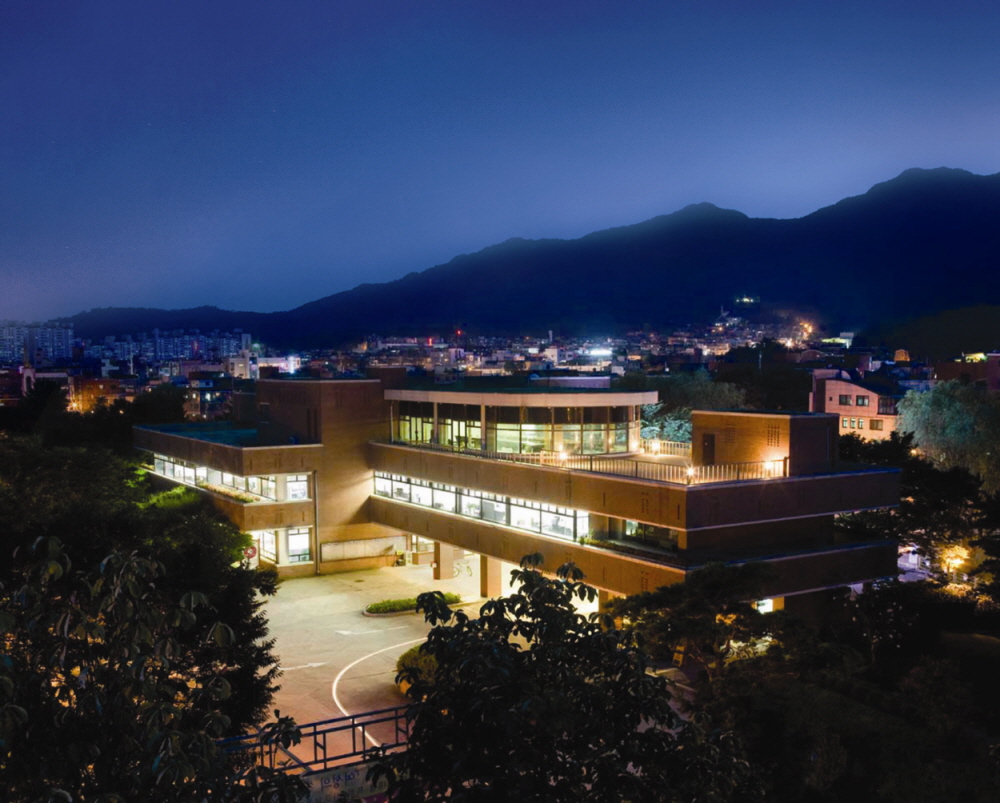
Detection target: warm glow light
<box><xmin>941</xmin><ymin>545</ymin><xmax>969</xmax><ymax>574</ymax></box>
<box><xmin>685</xmin><ymin>466</ymin><xmax>695</xmax><ymax>477</ymax></box>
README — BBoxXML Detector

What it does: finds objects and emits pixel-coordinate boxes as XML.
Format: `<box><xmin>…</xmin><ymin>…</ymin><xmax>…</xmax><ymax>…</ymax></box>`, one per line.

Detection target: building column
<box><xmin>480</xmin><ymin>404</ymin><xmax>487</xmax><ymax>450</ymax></box>
<box><xmin>480</xmin><ymin>555</ymin><xmax>502</xmax><ymax>598</ymax></box>
<box><xmin>276</xmin><ymin>528</ymin><xmax>289</xmax><ymax>565</ymax></box>
<box><xmin>432</xmin><ymin>402</ymin><xmax>439</xmax><ymax>444</ymax></box>
<box><xmin>433</xmin><ymin>540</ymin><xmax>454</xmax><ymax>581</ymax></box>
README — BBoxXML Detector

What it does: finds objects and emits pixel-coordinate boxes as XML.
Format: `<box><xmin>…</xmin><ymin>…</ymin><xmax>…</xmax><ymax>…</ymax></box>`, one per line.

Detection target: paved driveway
<box><xmin>263</xmin><ymin>558</ymin><xmax>509</xmax><ymax>729</ymax></box>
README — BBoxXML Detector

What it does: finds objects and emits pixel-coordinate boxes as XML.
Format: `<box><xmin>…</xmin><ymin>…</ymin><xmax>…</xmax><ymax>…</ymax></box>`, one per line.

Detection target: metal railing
<box><xmin>640</xmin><ymin>438</ymin><xmax>693</xmax><ymax>458</ymax></box>
<box><xmin>219</xmin><ymin>705</ymin><xmax>411</xmax><ymax>775</ymax></box>
<box><xmin>383</xmin><ymin>439</ymin><xmax>788</xmax><ymax>485</ymax></box>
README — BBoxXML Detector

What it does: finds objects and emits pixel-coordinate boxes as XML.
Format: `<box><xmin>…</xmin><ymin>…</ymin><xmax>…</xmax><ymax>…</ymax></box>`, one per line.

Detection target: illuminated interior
<box><xmin>396</xmin><ymin>401</ymin><xmax>641</xmax><ymax>454</ymax></box>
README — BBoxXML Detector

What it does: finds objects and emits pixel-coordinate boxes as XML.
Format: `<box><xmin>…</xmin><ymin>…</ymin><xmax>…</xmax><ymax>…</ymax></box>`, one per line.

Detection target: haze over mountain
<box><xmin>63</xmin><ymin>168</ymin><xmax>1000</xmax><ymax>353</ymax></box>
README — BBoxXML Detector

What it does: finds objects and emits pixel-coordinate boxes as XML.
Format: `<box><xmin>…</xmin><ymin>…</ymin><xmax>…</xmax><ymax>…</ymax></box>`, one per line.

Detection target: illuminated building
<box><xmin>135</xmin><ymin>375</ymin><xmax>899</xmax><ymax>619</ymax></box>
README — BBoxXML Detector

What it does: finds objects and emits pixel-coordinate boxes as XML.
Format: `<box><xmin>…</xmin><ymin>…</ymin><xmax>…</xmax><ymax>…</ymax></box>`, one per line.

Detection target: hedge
<box><xmin>365</xmin><ymin>592</ymin><xmax>461</xmax><ymax>615</ymax></box>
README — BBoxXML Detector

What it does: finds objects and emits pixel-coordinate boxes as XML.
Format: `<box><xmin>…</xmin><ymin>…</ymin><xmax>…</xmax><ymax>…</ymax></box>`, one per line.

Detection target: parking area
<box><xmin>264</xmin><ymin>557</ymin><xmax>519</xmax><ymax>728</ymax></box>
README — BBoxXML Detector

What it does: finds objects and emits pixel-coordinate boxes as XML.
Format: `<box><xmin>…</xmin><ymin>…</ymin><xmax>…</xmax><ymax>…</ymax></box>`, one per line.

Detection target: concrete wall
<box><xmin>690</xmin><ymin>411</ymin><xmax>838</xmax><ymax>475</ymax></box>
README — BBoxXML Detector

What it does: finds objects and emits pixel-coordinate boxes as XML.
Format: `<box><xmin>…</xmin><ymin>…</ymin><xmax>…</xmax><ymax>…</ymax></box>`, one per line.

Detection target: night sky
<box><xmin>3</xmin><ymin>0</ymin><xmax>999</xmax><ymax>323</ymax></box>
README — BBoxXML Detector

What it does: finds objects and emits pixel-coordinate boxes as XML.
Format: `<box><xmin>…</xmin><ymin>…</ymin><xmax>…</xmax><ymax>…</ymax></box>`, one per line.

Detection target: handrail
<box><xmin>640</xmin><ymin>438</ymin><xmax>693</xmax><ymax>457</ymax></box>
<box><xmin>219</xmin><ymin>705</ymin><xmax>411</xmax><ymax>775</ymax></box>
<box><xmin>381</xmin><ymin>439</ymin><xmax>788</xmax><ymax>485</ymax></box>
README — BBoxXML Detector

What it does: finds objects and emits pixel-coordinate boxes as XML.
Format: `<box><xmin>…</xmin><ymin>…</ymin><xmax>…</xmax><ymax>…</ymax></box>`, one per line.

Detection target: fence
<box><xmin>219</xmin><ymin>705</ymin><xmax>411</xmax><ymax>775</ymax></box>
<box><xmin>385</xmin><ymin>439</ymin><xmax>788</xmax><ymax>485</ymax></box>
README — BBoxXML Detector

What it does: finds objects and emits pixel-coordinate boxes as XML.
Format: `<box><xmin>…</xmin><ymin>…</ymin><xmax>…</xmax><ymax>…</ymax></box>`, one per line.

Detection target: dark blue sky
<box><xmin>3</xmin><ymin>0</ymin><xmax>999</xmax><ymax>322</ymax></box>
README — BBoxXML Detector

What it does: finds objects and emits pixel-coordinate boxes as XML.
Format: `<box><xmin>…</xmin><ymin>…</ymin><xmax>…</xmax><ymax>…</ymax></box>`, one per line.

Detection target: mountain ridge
<box><xmin>60</xmin><ymin>167</ymin><xmax>1000</xmax><ymax>353</ymax></box>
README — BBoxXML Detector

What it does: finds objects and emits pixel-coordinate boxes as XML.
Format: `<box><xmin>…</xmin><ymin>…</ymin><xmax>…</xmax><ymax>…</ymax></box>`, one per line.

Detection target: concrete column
<box><xmin>432</xmin><ymin>402</ymin><xmax>439</xmax><ymax>444</ymax></box>
<box><xmin>480</xmin><ymin>555</ymin><xmax>502</xmax><ymax>598</ymax></box>
<box><xmin>276</xmin><ymin>528</ymin><xmax>289</xmax><ymax>565</ymax></box>
<box><xmin>433</xmin><ymin>540</ymin><xmax>454</xmax><ymax>580</ymax></box>
<box><xmin>480</xmin><ymin>404</ymin><xmax>487</xmax><ymax>450</ymax></box>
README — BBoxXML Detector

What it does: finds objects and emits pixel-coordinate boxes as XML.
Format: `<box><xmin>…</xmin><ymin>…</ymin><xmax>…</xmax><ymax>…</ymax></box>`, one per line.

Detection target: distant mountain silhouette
<box><xmin>63</xmin><ymin>167</ymin><xmax>1000</xmax><ymax>352</ymax></box>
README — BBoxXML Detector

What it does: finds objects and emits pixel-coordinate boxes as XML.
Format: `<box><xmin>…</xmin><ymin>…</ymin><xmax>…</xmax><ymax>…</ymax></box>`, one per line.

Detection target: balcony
<box><xmin>379</xmin><ymin>438</ymin><xmax>786</xmax><ymax>486</ymax></box>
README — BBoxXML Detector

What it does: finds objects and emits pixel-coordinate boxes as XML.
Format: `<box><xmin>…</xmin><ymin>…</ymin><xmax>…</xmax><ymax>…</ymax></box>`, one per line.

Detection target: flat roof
<box><xmin>385</xmin><ymin>388</ymin><xmax>659</xmax><ymax>407</ymax></box>
<box><xmin>135</xmin><ymin>422</ymin><xmax>262</xmax><ymax>446</ymax></box>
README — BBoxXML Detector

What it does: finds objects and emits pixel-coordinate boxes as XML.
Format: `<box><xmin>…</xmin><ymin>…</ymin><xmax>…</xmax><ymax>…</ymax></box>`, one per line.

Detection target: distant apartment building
<box><xmin>136</xmin><ymin>374</ymin><xmax>899</xmax><ymax>622</ymax></box>
<box><xmin>809</xmin><ymin>370</ymin><xmax>903</xmax><ymax>440</ymax></box>
<box><xmin>0</xmin><ymin>322</ymin><xmax>74</xmax><ymax>363</ymax></box>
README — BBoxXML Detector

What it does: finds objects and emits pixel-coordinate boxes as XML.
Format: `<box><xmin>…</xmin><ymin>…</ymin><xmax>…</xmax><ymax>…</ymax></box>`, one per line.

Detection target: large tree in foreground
<box><xmin>382</xmin><ymin>555</ymin><xmax>760</xmax><ymax>803</ymax></box>
<box><xmin>0</xmin><ymin>538</ymin><xmax>306</xmax><ymax>803</ymax></box>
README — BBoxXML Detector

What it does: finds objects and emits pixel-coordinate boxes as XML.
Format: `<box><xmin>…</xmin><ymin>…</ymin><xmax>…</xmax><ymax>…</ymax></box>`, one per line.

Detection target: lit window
<box><xmin>411</xmin><ymin>484</ymin><xmax>432</xmax><ymax>506</ymax></box>
<box><xmin>756</xmin><ymin>599</ymin><xmax>774</xmax><ymax>614</ymax></box>
<box><xmin>287</xmin><ymin>474</ymin><xmax>309</xmax><ymax>500</ymax></box>
<box><xmin>260</xmin><ymin>531</ymin><xmax>277</xmax><ymax>563</ymax></box>
<box><xmin>870</xmin><ymin>419</ymin><xmax>884</xmax><ymax>431</ymax></box>
<box><xmin>850</xmin><ymin>418</ymin><xmax>857</xmax><ymax>429</ymax></box>
<box><xmin>287</xmin><ymin>528</ymin><xmax>311</xmax><ymax>563</ymax></box>
<box><xmin>857</xmin><ymin>418</ymin><xmax>864</xmax><ymax>430</ymax></box>
<box><xmin>856</xmin><ymin>395</ymin><xmax>870</xmax><ymax>407</ymax></box>
<box><xmin>842</xmin><ymin>418</ymin><xmax>849</xmax><ymax>429</ymax></box>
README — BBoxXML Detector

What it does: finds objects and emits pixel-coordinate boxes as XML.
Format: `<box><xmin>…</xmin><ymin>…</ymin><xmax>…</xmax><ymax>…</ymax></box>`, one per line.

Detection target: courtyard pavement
<box><xmin>263</xmin><ymin>556</ymin><xmax>520</xmax><ymax>731</ymax></box>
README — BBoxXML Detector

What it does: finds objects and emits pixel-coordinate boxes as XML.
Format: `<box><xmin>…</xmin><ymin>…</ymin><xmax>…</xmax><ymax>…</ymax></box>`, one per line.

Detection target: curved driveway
<box><xmin>264</xmin><ymin>560</ymin><xmax>498</xmax><ymax>729</ymax></box>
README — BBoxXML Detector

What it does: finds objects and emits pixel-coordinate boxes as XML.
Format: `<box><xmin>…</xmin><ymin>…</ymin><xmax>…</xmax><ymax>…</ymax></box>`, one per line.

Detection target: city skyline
<box><xmin>4</xmin><ymin>0</ymin><xmax>1000</xmax><ymax>322</ymax></box>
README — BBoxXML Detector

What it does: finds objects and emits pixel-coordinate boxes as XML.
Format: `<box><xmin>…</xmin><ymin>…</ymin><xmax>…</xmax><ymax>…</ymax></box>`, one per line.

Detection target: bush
<box><xmin>366</xmin><ymin>593</ymin><xmax>461</xmax><ymax>614</ymax></box>
<box><xmin>396</xmin><ymin>644</ymin><xmax>439</xmax><ymax>696</ymax></box>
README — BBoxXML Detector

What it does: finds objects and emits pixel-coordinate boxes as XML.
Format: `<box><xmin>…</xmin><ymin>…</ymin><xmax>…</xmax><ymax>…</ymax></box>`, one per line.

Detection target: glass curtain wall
<box><xmin>395</xmin><ymin>401</ymin><xmax>641</xmax><ymax>455</ymax></box>
<box><xmin>374</xmin><ymin>472</ymin><xmax>589</xmax><ymax>543</ymax></box>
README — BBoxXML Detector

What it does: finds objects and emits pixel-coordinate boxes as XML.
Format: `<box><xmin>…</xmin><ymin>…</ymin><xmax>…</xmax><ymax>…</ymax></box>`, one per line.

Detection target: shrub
<box><xmin>396</xmin><ymin>644</ymin><xmax>439</xmax><ymax>696</ymax></box>
<box><xmin>366</xmin><ymin>593</ymin><xmax>461</xmax><ymax>615</ymax></box>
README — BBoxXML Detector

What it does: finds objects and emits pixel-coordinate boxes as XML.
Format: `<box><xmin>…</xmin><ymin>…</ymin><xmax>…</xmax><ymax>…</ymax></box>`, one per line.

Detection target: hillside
<box><xmin>63</xmin><ymin>167</ymin><xmax>1000</xmax><ymax>350</ymax></box>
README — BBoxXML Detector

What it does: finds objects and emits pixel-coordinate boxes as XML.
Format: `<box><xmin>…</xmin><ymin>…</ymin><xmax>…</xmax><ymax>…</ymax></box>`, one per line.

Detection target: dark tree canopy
<box><xmin>0</xmin><ymin>433</ymin><xmax>289</xmax><ymax>800</ymax></box>
<box><xmin>382</xmin><ymin>555</ymin><xmax>761</xmax><ymax>803</ymax></box>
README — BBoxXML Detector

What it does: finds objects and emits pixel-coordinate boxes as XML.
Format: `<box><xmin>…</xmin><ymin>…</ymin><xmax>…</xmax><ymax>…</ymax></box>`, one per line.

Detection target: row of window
<box><xmin>151</xmin><ymin>455</ymin><xmax>310</xmax><ymax>501</ymax></box>
<box><xmin>835</xmin><ymin>394</ymin><xmax>898</xmax><ymax>415</ymax></box>
<box><xmin>397</xmin><ymin>418</ymin><xmax>639</xmax><ymax>455</ymax></box>
<box><xmin>374</xmin><ymin>472</ymin><xmax>590</xmax><ymax>542</ymax></box>
<box><xmin>842</xmin><ymin>417</ymin><xmax>885</xmax><ymax>431</ymax></box>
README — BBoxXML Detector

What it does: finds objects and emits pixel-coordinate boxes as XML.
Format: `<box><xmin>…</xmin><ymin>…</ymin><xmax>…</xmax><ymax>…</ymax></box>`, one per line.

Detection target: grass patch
<box><xmin>366</xmin><ymin>593</ymin><xmax>461</xmax><ymax>615</ymax></box>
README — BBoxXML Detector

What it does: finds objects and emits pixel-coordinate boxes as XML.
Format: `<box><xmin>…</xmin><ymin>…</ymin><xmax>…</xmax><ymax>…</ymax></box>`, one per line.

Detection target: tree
<box><xmin>837</xmin><ymin>432</ymin><xmax>988</xmax><ymax>580</ymax></box>
<box><xmin>0</xmin><ymin>436</ymin><xmax>282</xmax><ymax>735</ymax></box>
<box><xmin>897</xmin><ymin>380</ymin><xmax>1000</xmax><ymax>493</ymax></box>
<box><xmin>0</xmin><ymin>538</ymin><xmax>305</xmax><ymax>803</ymax></box>
<box><xmin>608</xmin><ymin>562</ymin><xmax>776</xmax><ymax>681</ymax></box>
<box><xmin>380</xmin><ymin>555</ymin><xmax>760</xmax><ymax>802</ymax></box>
<box><xmin>623</xmin><ymin>370</ymin><xmax>745</xmax><ymax>442</ymax></box>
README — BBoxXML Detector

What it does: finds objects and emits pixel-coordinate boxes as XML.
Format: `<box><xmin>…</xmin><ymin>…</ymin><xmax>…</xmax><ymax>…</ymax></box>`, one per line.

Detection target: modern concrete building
<box><xmin>135</xmin><ymin>375</ymin><xmax>899</xmax><ymax>620</ymax></box>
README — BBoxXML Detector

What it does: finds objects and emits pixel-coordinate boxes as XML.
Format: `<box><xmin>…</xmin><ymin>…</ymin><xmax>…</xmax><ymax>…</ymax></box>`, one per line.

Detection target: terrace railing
<box><xmin>384</xmin><ymin>439</ymin><xmax>788</xmax><ymax>485</ymax></box>
<box><xmin>640</xmin><ymin>438</ymin><xmax>693</xmax><ymax>458</ymax></box>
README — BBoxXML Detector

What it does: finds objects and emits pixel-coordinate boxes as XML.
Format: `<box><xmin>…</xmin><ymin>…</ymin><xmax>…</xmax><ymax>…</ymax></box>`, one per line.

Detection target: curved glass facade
<box><xmin>396</xmin><ymin>401</ymin><xmax>641</xmax><ymax>455</ymax></box>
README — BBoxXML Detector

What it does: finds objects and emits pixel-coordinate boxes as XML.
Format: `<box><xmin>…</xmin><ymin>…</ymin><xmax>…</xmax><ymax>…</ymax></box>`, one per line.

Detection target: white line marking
<box><xmin>279</xmin><ymin>661</ymin><xmax>327</xmax><ymax>671</ymax></box>
<box><xmin>331</xmin><ymin>637</ymin><xmax>426</xmax><ymax>748</ymax></box>
<box><xmin>333</xmin><ymin>625</ymin><xmax>410</xmax><ymax>636</ymax></box>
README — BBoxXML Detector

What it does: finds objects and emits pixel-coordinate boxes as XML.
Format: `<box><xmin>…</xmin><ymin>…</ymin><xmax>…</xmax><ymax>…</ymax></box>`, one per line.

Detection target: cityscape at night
<box><xmin>3</xmin><ymin>2</ymin><xmax>1000</xmax><ymax>801</ymax></box>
